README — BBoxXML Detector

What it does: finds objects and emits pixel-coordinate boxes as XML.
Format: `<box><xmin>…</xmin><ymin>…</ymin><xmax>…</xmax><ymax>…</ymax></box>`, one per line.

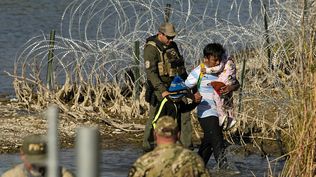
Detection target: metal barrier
<box><xmin>77</xmin><ymin>127</ymin><xmax>100</xmax><ymax>177</ymax></box>
<box><xmin>47</xmin><ymin>105</ymin><xmax>59</xmax><ymax>177</ymax></box>
<box><xmin>46</xmin><ymin>105</ymin><xmax>100</xmax><ymax>177</ymax></box>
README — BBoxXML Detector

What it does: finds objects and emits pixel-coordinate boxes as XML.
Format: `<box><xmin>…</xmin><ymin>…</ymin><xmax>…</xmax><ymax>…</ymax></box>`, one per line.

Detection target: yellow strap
<box><xmin>152</xmin><ymin>97</ymin><xmax>168</xmax><ymax>129</ymax></box>
<box><xmin>197</xmin><ymin>63</ymin><xmax>205</xmax><ymax>89</ymax></box>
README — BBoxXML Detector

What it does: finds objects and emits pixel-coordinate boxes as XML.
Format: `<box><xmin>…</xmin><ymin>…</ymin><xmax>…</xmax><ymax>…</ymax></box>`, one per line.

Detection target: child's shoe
<box><xmin>223</xmin><ymin>117</ymin><xmax>237</xmax><ymax>131</ymax></box>
<box><xmin>219</xmin><ymin>115</ymin><xmax>227</xmax><ymax>127</ymax></box>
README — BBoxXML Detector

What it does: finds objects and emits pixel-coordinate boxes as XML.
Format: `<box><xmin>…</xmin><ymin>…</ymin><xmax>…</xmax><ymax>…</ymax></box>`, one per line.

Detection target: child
<box><xmin>151</xmin><ymin>75</ymin><xmax>201</xmax><ymax>147</ymax></box>
<box><xmin>201</xmin><ymin>53</ymin><xmax>239</xmax><ymax>130</ymax></box>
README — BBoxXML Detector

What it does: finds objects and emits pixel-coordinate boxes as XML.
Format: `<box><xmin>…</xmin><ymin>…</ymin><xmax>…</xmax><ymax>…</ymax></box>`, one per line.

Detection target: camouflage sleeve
<box><xmin>144</xmin><ymin>45</ymin><xmax>167</xmax><ymax>101</ymax></box>
<box><xmin>1</xmin><ymin>164</ymin><xmax>26</xmax><ymax>177</ymax></box>
<box><xmin>127</xmin><ymin>165</ymin><xmax>146</xmax><ymax>177</ymax></box>
<box><xmin>193</xmin><ymin>155</ymin><xmax>211</xmax><ymax>177</ymax></box>
<box><xmin>175</xmin><ymin>149</ymin><xmax>211</xmax><ymax>177</ymax></box>
<box><xmin>1</xmin><ymin>170</ymin><xmax>14</xmax><ymax>177</ymax></box>
<box><xmin>62</xmin><ymin>167</ymin><xmax>76</xmax><ymax>177</ymax></box>
<box><xmin>179</xmin><ymin>153</ymin><xmax>210</xmax><ymax>177</ymax></box>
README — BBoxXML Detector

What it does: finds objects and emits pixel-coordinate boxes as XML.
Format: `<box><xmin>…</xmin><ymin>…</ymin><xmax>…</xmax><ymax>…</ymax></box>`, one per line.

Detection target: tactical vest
<box><xmin>146</xmin><ymin>40</ymin><xmax>186</xmax><ymax>77</ymax></box>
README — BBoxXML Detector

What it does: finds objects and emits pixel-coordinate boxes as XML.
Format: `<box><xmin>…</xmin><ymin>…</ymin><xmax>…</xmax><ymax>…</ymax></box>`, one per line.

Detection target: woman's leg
<box><xmin>208</xmin><ymin>117</ymin><xmax>226</xmax><ymax>166</ymax></box>
<box><xmin>198</xmin><ymin>117</ymin><xmax>214</xmax><ymax>165</ymax></box>
<box><xmin>198</xmin><ymin>116</ymin><xmax>226</xmax><ymax>165</ymax></box>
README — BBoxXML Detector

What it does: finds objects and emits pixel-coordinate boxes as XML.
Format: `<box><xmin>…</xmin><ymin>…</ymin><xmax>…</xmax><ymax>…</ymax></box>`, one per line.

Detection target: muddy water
<box><xmin>0</xmin><ymin>146</ymin><xmax>284</xmax><ymax>177</ymax></box>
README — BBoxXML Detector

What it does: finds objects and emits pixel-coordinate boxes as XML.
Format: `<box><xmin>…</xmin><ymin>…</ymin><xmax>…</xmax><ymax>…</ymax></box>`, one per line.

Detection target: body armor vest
<box><xmin>146</xmin><ymin>39</ymin><xmax>186</xmax><ymax>77</ymax></box>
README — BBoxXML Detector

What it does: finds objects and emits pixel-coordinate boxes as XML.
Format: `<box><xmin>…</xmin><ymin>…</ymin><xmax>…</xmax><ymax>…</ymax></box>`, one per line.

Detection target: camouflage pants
<box><xmin>142</xmin><ymin>104</ymin><xmax>157</xmax><ymax>151</ymax></box>
<box><xmin>180</xmin><ymin>111</ymin><xmax>192</xmax><ymax>149</ymax></box>
<box><xmin>142</xmin><ymin>105</ymin><xmax>192</xmax><ymax>151</ymax></box>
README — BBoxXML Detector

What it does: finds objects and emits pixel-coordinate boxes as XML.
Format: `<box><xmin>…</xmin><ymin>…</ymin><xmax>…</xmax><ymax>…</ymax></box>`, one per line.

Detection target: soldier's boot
<box><xmin>180</xmin><ymin>112</ymin><xmax>193</xmax><ymax>149</ymax></box>
<box><xmin>142</xmin><ymin>119</ymin><xmax>155</xmax><ymax>152</ymax></box>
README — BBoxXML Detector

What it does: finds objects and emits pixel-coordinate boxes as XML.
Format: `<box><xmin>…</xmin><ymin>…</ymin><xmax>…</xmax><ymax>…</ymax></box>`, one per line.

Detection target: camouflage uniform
<box><xmin>130</xmin><ymin>116</ymin><xmax>210</xmax><ymax>177</ymax></box>
<box><xmin>128</xmin><ymin>144</ymin><xmax>210</xmax><ymax>177</ymax></box>
<box><xmin>1</xmin><ymin>134</ymin><xmax>75</xmax><ymax>177</ymax></box>
<box><xmin>1</xmin><ymin>164</ymin><xmax>74</xmax><ymax>177</ymax></box>
<box><xmin>143</xmin><ymin>30</ymin><xmax>192</xmax><ymax>151</ymax></box>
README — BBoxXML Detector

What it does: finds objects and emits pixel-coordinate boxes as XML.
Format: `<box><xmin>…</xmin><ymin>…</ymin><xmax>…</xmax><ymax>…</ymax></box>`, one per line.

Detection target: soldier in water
<box><xmin>128</xmin><ymin>116</ymin><xmax>210</xmax><ymax>177</ymax></box>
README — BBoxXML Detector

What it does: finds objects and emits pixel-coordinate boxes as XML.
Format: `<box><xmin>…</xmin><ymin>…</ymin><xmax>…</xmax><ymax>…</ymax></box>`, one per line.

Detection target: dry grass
<box><xmin>5</xmin><ymin>0</ymin><xmax>316</xmax><ymax>176</ymax></box>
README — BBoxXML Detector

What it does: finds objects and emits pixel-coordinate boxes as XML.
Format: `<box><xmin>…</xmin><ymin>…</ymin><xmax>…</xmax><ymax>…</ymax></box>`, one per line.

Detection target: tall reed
<box><xmin>280</xmin><ymin>0</ymin><xmax>316</xmax><ymax>175</ymax></box>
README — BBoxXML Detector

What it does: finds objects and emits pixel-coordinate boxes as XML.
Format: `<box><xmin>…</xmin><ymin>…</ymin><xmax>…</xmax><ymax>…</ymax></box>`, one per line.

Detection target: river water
<box><xmin>0</xmin><ymin>0</ymin><xmax>266</xmax><ymax>95</ymax></box>
<box><xmin>0</xmin><ymin>0</ymin><xmax>70</xmax><ymax>95</ymax></box>
<box><xmin>0</xmin><ymin>146</ymin><xmax>284</xmax><ymax>177</ymax></box>
<box><xmin>0</xmin><ymin>0</ymin><xmax>285</xmax><ymax>176</ymax></box>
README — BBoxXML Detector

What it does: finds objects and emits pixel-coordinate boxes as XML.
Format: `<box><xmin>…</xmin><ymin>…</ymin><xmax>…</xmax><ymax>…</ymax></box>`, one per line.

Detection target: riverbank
<box><xmin>0</xmin><ymin>95</ymin><xmax>284</xmax><ymax>157</ymax></box>
<box><xmin>0</xmin><ymin>96</ymin><xmax>143</xmax><ymax>154</ymax></box>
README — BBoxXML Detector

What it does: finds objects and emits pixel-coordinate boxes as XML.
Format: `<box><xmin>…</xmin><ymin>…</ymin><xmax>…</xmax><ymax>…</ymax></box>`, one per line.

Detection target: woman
<box><xmin>185</xmin><ymin>43</ymin><xmax>239</xmax><ymax>174</ymax></box>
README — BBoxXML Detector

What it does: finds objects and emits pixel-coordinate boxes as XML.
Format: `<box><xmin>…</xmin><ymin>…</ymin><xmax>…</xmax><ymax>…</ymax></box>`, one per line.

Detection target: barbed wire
<box><xmin>8</xmin><ymin>0</ymin><xmax>315</xmax><ymax>132</ymax></box>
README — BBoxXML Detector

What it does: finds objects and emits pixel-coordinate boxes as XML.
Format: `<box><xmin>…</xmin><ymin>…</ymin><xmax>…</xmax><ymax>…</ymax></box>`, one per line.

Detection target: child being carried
<box><xmin>202</xmin><ymin>53</ymin><xmax>240</xmax><ymax>130</ymax></box>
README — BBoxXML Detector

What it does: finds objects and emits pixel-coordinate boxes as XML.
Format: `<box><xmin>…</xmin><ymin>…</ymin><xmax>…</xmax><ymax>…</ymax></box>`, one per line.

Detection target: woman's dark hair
<box><xmin>203</xmin><ymin>43</ymin><xmax>225</xmax><ymax>59</ymax></box>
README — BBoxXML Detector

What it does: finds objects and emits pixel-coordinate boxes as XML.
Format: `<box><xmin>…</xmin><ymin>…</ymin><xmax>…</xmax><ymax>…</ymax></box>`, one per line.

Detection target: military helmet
<box><xmin>155</xmin><ymin>116</ymin><xmax>178</xmax><ymax>137</ymax></box>
<box><xmin>21</xmin><ymin>134</ymin><xmax>47</xmax><ymax>165</ymax></box>
<box><xmin>159</xmin><ymin>22</ymin><xmax>177</xmax><ymax>37</ymax></box>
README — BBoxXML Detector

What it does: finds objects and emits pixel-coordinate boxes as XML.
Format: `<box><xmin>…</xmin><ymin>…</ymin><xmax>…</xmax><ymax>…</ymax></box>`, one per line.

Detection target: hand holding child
<box><xmin>193</xmin><ymin>92</ymin><xmax>202</xmax><ymax>103</ymax></box>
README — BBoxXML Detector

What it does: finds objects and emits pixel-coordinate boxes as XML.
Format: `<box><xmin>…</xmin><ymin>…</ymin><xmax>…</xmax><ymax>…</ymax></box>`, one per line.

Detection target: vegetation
<box><xmin>6</xmin><ymin>0</ymin><xmax>316</xmax><ymax>176</ymax></box>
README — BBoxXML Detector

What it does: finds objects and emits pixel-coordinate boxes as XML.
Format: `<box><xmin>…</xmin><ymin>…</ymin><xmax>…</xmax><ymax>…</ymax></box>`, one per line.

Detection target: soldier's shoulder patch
<box><xmin>145</xmin><ymin>60</ymin><xmax>150</xmax><ymax>69</ymax></box>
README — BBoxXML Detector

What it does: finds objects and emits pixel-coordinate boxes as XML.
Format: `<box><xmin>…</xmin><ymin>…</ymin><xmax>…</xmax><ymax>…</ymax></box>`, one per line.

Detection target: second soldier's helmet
<box><xmin>155</xmin><ymin>116</ymin><xmax>178</xmax><ymax>137</ymax></box>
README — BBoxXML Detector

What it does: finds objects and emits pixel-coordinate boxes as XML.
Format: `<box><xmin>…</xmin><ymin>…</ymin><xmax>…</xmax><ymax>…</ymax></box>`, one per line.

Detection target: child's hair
<box><xmin>203</xmin><ymin>43</ymin><xmax>226</xmax><ymax>59</ymax></box>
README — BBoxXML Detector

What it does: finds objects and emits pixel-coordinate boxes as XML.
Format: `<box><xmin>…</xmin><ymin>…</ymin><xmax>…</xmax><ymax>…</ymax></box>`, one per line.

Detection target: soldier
<box><xmin>143</xmin><ymin>22</ymin><xmax>192</xmax><ymax>152</ymax></box>
<box><xmin>1</xmin><ymin>134</ymin><xmax>75</xmax><ymax>177</ymax></box>
<box><xmin>128</xmin><ymin>116</ymin><xmax>210</xmax><ymax>177</ymax></box>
